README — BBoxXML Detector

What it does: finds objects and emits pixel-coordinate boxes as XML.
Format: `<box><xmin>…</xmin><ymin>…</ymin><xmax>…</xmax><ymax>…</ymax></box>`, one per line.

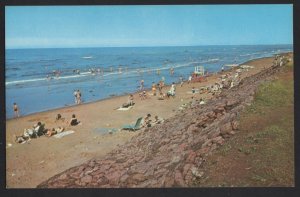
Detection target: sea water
<box><xmin>5</xmin><ymin>45</ymin><xmax>293</xmax><ymax>119</ymax></box>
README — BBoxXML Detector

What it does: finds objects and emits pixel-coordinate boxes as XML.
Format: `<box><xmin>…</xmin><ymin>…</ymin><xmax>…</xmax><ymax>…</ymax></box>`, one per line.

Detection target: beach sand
<box><xmin>6</xmin><ymin>53</ymin><xmax>291</xmax><ymax>188</ymax></box>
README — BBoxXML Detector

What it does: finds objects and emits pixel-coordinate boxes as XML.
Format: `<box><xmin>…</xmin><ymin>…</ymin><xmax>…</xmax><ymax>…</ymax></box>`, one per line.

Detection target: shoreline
<box><xmin>6</xmin><ymin>52</ymin><xmax>293</xmax><ymax>188</ymax></box>
<box><xmin>6</xmin><ymin>51</ymin><xmax>292</xmax><ymax>120</ymax></box>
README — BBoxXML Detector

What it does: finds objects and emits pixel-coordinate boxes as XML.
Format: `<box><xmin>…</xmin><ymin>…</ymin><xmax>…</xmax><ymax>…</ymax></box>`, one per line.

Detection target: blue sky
<box><xmin>5</xmin><ymin>5</ymin><xmax>293</xmax><ymax>49</ymax></box>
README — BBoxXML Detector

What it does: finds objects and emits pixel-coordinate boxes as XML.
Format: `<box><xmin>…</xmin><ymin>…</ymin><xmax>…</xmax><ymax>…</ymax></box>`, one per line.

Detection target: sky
<box><xmin>5</xmin><ymin>5</ymin><xmax>293</xmax><ymax>49</ymax></box>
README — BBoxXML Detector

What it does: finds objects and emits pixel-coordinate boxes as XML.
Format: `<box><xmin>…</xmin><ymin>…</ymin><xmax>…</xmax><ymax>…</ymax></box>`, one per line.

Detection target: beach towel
<box><xmin>53</xmin><ymin>130</ymin><xmax>75</xmax><ymax>139</ymax></box>
<box><xmin>94</xmin><ymin>128</ymin><xmax>119</xmax><ymax>134</ymax></box>
<box><xmin>117</xmin><ymin>106</ymin><xmax>133</xmax><ymax>111</ymax></box>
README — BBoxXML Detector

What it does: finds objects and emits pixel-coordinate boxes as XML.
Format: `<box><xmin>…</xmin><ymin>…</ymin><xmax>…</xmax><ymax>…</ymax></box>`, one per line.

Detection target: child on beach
<box><xmin>13</xmin><ymin>103</ymin><xmax>20</xmax><ymax>118</ymax></box>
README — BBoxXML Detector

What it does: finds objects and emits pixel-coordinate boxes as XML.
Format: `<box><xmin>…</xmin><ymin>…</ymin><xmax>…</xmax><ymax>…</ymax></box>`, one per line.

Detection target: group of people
<box><xmin>14</xmin><ymin>114</ymin><xmax>81</xmax><ymax>144</ymax></box>
<box><xmin>273</xmin><ymin>55</ymin><xmax>289</xmax><ymax>67</ymax></box>
<box><xmin>141</xmin><ymin>113</ymin><xmax>164</xmax><ymax>128</ymax></box>
<box><xmin>138</xmin><ymin>79</ymin><xmax>167</xmax><ymax>100</ymax></box>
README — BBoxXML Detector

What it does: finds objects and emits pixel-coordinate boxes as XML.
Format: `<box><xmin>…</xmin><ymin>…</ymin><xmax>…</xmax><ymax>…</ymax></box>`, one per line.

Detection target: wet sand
<box><xmin>6</xmin><ymin>54</ymin><xmax>290</xmax><ymax>188</ymax></box>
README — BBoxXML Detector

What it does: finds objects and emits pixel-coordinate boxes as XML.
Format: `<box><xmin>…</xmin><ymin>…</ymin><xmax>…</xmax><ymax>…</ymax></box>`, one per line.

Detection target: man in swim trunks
<box><xmin>13</xmin><ymin>103</ymin><xmax>20</xmax><ymax>118</ymax></box>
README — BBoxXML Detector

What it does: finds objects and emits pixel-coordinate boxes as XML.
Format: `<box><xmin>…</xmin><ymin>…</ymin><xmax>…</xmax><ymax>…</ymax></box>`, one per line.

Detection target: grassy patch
<box><xmin>246</xmin><ymin>76</ymin><xmax>293</xmax><ymax>115</ymax></box>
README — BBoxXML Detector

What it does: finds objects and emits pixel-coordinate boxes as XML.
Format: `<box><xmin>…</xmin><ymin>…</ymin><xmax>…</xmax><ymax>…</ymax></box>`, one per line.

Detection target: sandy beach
<box><xmin>6</xmin><ymin>54</ymin><xmax>291</xmax><ymax>188</ymax></box>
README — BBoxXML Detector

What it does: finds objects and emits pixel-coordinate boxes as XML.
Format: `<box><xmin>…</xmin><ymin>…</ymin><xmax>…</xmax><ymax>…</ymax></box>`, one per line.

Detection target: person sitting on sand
<box><xmin>55</xmin><ymin>113</ymin><xmax>65</xmax><ymax>122</ymax></box>
<box><xmin>56</xmin><ymin>113</ymin><xmax>62</xmax><ymax>120</ymax></box>
<box><xmin>122</xmin><ymin>94</ymin><xmax>135</xmax><ymax>108</ymax></box>
<box><xmin>142</xmin><ymin>114</ymin><xmax>152</xmax><ymax>128</ymax></box>
<box><xmin>167</xmin><ymin>82</ymin><xmax>176</xmax><ymax>98</ymax></box>
<box><xmin>199</xmin><ymin>98</ymin><xmax>205</xmax><ymax>105</ymax></box>
<box><xmin>153</xmin><ymin>115</ymin><xmax>164</xmax><ymax>125</ymax></box>
<box><xmin>158</xmin><ymin>92</ymin><xmax>165</xmax><ymax>100</ymax></box>
<box><xmin>128</xmin><ymin>94</ymin><xmax>134</xmax><ymax>106</ymax></box>
<box><xmin>68</xmin><ymin>114</ymin><xmax>80</xmax><ymax>126</ymax></box>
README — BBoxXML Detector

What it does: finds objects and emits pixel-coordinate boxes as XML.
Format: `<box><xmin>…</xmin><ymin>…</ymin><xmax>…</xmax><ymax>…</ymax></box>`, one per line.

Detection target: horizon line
<box><xmin>6</xmin><ymin>43</ymin><xmax>293</xmax><ymax>50</ymax></box>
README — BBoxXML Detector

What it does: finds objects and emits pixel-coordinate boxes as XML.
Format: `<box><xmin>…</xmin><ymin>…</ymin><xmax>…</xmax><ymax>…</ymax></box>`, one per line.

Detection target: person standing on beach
<box><xmin>140</xmin><ymin>80</ymin><xmax>144</xmax><ymax>90</ymax></box>
<box><xmin>180</xmin><ymin>76</ymin><xmax>184</xmax><ymax>87</ymax></box>
<box><xmin>170</xmin><ymin>67</ymin><xmax>174</xmax><ymax>76</ymax></box>
<box><xmin>73</xmin><ymin>90</ymin><xmax>78</xmax><ymax>104</ymax></box>
<box><xmin>13</xmin><ymin>103</ymin><xmax>20</xmax><ymax>118</ymax></box>
<box><xmin>152</xmin><ymin>82</ymin><xmax>157</xmax><ymax>96</ymax></box>
<box><xmin>188</xmin><ymin>75</ymin><xmax>192</xmax><ymax>84</ymax></box>
<box><xmin>76</xmin><ymin>90</ymin><xmax>82</xmax><ymax>104</ymax></box>
<box><xmin>161</xmin><ymin>76</ymin><xmax>165</xmax><ymax>86</ymax></box>
<box><xmin>221</xmin><ymin>66</ymin><xmax>224</xmax><ymax>72</ymax></box>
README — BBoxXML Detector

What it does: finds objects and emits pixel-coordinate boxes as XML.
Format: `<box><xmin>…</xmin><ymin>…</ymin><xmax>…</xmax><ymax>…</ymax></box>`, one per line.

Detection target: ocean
<box><xmin>5</xmin><ymin>45</ymin><xmax>293</xmax><ymax>119</ymax></box>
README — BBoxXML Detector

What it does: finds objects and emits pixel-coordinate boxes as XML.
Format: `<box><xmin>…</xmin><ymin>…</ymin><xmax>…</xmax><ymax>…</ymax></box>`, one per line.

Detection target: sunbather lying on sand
<box><xmin>15</xmin><ymin>122</ymin><xmax>47</xmax><ymax>143</ymax></box>
<box><xmin>23</xmin><ymin>122</ymin><xmax>46</xmax><ymax>138</ymax></box>
<box><xmin>14</xmin><ymin>134</ymin><xmax>29</xmax><ymax>143</ymax></box>
<box><xmin>46</xmin><ymin>127</ymin><xmax>64</xmax><ymax>137</ymax></box>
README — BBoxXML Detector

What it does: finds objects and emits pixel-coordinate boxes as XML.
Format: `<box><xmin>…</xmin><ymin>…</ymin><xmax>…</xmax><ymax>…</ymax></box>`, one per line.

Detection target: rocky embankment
<box><xmin>37</xmin><ymin>64</ymin><xmax>283</xmax><ymax>188</ymax></box>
